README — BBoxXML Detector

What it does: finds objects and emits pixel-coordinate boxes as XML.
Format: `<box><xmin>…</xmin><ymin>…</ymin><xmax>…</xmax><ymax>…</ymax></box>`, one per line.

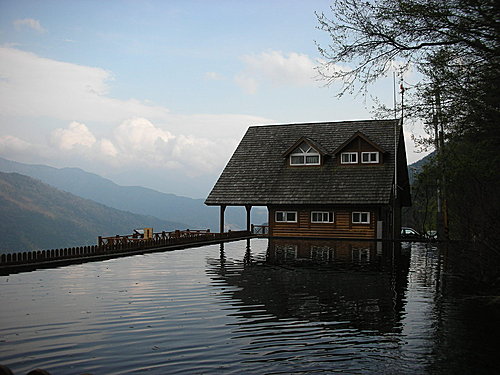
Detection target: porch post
<box><xmin>220</xmin><ymin>205</ymin><xmax>226</xmax><ymax>233</ymax></box>
<box><xmin>245</xmin><ymin>205</ymin><xmax>252</xmax><ymax>233</ymax></box>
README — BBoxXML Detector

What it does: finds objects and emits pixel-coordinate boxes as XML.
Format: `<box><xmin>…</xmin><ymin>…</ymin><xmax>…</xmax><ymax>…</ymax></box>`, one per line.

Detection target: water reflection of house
<box><xmin>205</xmin><ymin>120</ymin><xmax>411</xmax><ymax>239</ymax></box>
<box><xmin>207</xmin><ymin>239</ymin><xmax>408</xmax><ymax>333</ymax></box>
<box><xmin>269</xmin><ymin>238</ymin><xmax>382</xmax><ymax>264</ymax></box>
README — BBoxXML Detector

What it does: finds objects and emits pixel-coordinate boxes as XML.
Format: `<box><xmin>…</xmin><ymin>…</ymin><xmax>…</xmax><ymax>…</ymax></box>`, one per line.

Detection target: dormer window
<box><xmin>290</xmin><ymin>142</ymin><xmax>320</xmax><ymax>165</ymax></box>
<box><xmin>341</xmin><ymin>152</ymin><xmax>358</xmax><ymax>164</ymax></box>
<box><xmin>334</xmin><ymin>131</ymin><xmax>386</xmax><ymax>166</ymax></box>
<box><xmin>362</xmin><ymin>152</ymin><xmax>379</xmax><ymax>163</ymax></box>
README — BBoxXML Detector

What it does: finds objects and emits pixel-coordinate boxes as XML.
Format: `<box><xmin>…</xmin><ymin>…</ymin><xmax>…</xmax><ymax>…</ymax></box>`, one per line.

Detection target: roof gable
<box><xmin>282</xmin><ymin>137</ymin><xmax>328</xmax><ymax>157</ymax></box>
<box><xmin>333</xmin><ymin>131</ymin><xmax>387</xmax><ymax>155</ymax></box>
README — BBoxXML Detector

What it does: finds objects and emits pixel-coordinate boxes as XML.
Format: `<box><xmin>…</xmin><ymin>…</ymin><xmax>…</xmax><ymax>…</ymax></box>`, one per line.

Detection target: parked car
<box><xmin>401</xmin><ymin>227</ymin><xmax>424</xmax><ymax>239</ymax></box>
<box><xmin>425</xmin><ymin>230</ymin><xmax>437</xmax><ymax>240</ymax></box>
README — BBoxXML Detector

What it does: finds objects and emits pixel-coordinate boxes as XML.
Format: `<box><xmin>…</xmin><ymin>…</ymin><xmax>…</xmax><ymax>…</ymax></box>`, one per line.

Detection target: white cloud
<box><xmin>13</xmin><ymin>18</ymin><xmax>46</xmax><ymax>33</ymax></box>
<box><xmin>315</xmin><ymin>59</ymin><xmax>351</xmax><ymax>82</ymax></box>
<box><xmin>115</xmin><ymin>118</ymin><xmax>173</xmax><ymax>149</ymax></box>
<box><xmin>234</xmin><ymin>74</ymin><xmax>258</xmax><ymax>94</ymax></box>
<box><xmin>0</xmin><ymin>135</ymin><xmax>51</xmax><ymax>163</ymax></box>
<box><xmin>51</xmin><ymin>121</ymin><xmax>96</xmax><ymax>150</ymax></box>
<box><xmin>99</xmin><ymin>139</ymin><xmax>118</xmax><ymax>157</ymax></box>
<box><xmin>235</xmin><ymin>50</ymin><xmax>319</xmax><ymax>93</ymax></box>
<box><xmin>204</xmin><ymin>71</ymin><xmax>223</xmax><ymax>81</ymax></box>
<box><xmin>0</xmin><ymin>47</ymin><xmax>273</xmax><ymax>186</ymax></box>
<box><xmin>0</xmin><ymin>47</ymin><xmax>169</xmax><ymax>123</ymax></box>
<box><xmin>0</xmin><ymin>46</ymin><xmax>269</xmax><ymax>136</ymax></box>
<box><xmin>110</xmin><ymin>118</ymin><xmax>234</xmax><ymax>175</ymax></box>
<box><xmin>0</xmin><ymin>135</ymin><xmax>32</xmax><ymax>153</ymax></box>
<box><xmin>113</xmin><ymin>118</ymin><xmax>175</xmax><ymax>163</ymax></box>
<box><xmin>173</xmin><ymin>134</ymin><xmax>230</xmax><ymax>172</ymax></box>
<box><xmin>39</xmin><ymin>117</ymin><xmax>253</xmax><ymax>177</ymax></box>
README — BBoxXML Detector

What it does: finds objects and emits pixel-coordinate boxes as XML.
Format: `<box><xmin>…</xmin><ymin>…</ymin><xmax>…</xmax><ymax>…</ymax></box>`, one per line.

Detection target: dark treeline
<box><xmin>316</xmin><ymin>0</ymin><xmax>499</xmax><ymax>287</ymax></box>
<box><xmin>316</xmin><ymin>0</ymin><xmax>499</xmax><ymax>244</ymax></box>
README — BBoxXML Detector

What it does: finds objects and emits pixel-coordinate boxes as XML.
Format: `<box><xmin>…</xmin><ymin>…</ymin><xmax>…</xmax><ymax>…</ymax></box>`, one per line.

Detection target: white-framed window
<box><xmin>311</xmin><ymin>211</ymin><xmax>334</xmax><ymax>223</ymax></box>
<box><xmin>275</xmin><ymin>211</ymin><xmax>298</xmax><ymax>223</ymax></box>
<box><xmin>341</xmin><ymin>152</ymin><xmax>358</xmax><ymax>164</ymax></box>
<box><xmin>352</xmin><ymin>211</ymin><xmax>370</xmax><ymax>224</ymax></box>
<box><xmin>361</xmin><ymin>152</ymin><xmax>379</xmax><ymax>163</ymax></box>
<box><xmin>290</xmin><ymin>142</ymin><xmax>320</xmax><ymax>165</ymax></box>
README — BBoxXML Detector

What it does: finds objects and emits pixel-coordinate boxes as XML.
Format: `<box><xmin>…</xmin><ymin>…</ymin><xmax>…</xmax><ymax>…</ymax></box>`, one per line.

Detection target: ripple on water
<box><xmin>0</xmin><ymin>239</ymin><xmax>488</xmax><ymax>374</ymax></box>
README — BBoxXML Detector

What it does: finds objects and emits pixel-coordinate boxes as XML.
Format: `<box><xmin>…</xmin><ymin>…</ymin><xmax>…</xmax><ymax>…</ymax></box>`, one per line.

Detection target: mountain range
<box><xmin>0</xmin><ymin>157</ymin><xmax>267</xmax><ymax>232</ymax></box>
<box><xmin>0</xmin><ymin>153</ymin><xmax>430</xmax><ymax>253</ymax></box>
<box><xmin>0</xmin><ymin>171</ymin><xmax>187</xmax><ymax>252</ymax></box>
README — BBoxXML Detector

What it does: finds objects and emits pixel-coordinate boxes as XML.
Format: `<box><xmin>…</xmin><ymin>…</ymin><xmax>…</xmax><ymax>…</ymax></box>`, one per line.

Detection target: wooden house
<box><xmin>205</xmin><ymin>120</ymin><xmax>411</xmax><ymax>239</ymax></box>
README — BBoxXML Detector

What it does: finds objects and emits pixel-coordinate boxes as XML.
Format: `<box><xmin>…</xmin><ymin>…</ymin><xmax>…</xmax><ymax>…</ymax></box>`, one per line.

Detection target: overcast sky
<box><xmin>0</xmin><ymin>0</ymin><xmax>430</xmax><ymax>198</ymax></box>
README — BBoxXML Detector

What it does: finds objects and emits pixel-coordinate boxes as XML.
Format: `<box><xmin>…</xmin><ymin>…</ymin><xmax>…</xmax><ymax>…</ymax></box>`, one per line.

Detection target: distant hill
<box><xmin>0</xmin><ymin>172</ymin><xmax>188</xmax><ymax>253</ymax></box>
<box><xmin>408</xmin><ymin>151</ymin><xmax>435</xmax><ymax>184</ymax></box>
<box><xmin>0</xmin><ymin>157</ymin><xmax>267</xmax><ymax>230</ymax></box>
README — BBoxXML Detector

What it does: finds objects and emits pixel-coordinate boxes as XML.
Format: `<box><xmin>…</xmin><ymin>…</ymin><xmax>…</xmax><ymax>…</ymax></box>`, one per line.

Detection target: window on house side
<box><xmin>276</xmin><ymin>211</ymin><xmax>297</xmax><ymax>223</ymax></box>
<box><xmin>361</xmin><ymin>152</ymin><xmax>379</xmax><ymax>163</ymax></box>
<box><xmin>352</xmin><ymin>211</ymin><xmax>370</xmax><ymax>224</ymax></box>
<box><xmin>290</xmin><ymin>142</ymin><xmax>320</xmax><ymax>165</ymax></box>
<box><xmin>341</xmin><ymin>152</ymin><xmax>358</xmax><ymax>164</ymax></box>
<box><xmin>311</xmin><ymin>211</ymin><xmax>334</xmax><ymax>223</ymax></box>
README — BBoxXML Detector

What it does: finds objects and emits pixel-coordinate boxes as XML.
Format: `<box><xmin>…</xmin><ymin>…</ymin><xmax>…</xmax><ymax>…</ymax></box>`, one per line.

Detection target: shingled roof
<box><xmin>205</xmin><ymin>119</ymin><xmax>410</xmax><ymax>206</ymax></box>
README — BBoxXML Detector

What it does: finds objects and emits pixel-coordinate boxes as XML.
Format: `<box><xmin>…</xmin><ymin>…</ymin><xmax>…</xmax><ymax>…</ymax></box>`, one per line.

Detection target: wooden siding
<box><xmin>270</xmin><ymin>206</ymin><xmax>377</xmax><ymax>238</ymax></box>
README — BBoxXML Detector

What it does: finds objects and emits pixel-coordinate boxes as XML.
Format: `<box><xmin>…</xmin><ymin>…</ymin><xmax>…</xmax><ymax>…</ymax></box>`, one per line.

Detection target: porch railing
<box><xmin>251</xmin><ymin>224</ymin><xmax>269</xmax><ymax>236</ymax></box>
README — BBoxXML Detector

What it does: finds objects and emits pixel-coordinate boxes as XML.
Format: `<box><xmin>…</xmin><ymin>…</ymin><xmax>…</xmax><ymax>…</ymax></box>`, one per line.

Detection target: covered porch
<box><xmin>216</xmin><ymin>204</ymin><xmax>269</xmax><ymax>236</ymax></box>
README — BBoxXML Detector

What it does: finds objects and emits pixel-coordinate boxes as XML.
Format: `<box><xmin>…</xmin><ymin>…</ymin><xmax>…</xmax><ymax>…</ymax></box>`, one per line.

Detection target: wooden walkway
<box><xmin>0</xmin><ymin>230</ymin><xmax>252</xmax><ymax>275</ymax></box>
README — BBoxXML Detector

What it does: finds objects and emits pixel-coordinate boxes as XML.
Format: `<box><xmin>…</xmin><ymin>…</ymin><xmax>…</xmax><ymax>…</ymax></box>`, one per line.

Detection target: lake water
<box><xmin>1</xmin><ymin>239</ymin><xmax>498</xmax><ymax>374</ymax></box>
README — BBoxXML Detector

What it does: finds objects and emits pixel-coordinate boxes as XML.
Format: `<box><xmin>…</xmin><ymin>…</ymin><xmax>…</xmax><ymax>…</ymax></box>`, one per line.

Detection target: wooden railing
<box><xmin>0</xmin><ymin>230</ymin><xmax>251</xmax><ymax>269</ymax></box>
<box><xmin>98</xmin><ymin>229</ymin><xmax>212</xmax><ymax>247</ymax></box>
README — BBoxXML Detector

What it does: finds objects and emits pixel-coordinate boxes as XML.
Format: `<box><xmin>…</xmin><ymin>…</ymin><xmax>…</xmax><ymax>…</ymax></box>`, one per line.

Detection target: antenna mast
<box><xmin>392</xmin><ymin>72</ymin><xmax>397</xmax><ymax>240</ymax></box>
<box><xmin>392</xmin><ymin>71</ymin><xmax>405</xmax><ymax>240</ymax></box>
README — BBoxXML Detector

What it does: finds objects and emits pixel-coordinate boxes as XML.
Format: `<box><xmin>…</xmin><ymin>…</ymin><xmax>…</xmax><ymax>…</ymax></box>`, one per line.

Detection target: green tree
<box><xmin>316</xmin><ymin>0</ymin><xmax>498</xmax><ymax>94</ymax></box>
<box><xmin>317</xmin><ymin>0</ymin><xmax>500</xmax><ymax>244</ymax></box>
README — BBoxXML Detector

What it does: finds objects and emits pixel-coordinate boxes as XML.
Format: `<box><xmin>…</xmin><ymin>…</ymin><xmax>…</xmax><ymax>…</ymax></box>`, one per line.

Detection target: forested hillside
<box><xmin>0</xmin><ymin>172</ymin><xmax>187</xmax><ymax>253</ymax></box>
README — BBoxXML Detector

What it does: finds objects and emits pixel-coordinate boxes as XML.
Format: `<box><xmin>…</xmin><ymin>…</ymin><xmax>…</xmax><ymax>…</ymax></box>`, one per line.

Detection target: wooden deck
<box><xmin>0</xmin><ymin>230</ymin><xmax>252</xmax><ymax>275</ymax></box>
